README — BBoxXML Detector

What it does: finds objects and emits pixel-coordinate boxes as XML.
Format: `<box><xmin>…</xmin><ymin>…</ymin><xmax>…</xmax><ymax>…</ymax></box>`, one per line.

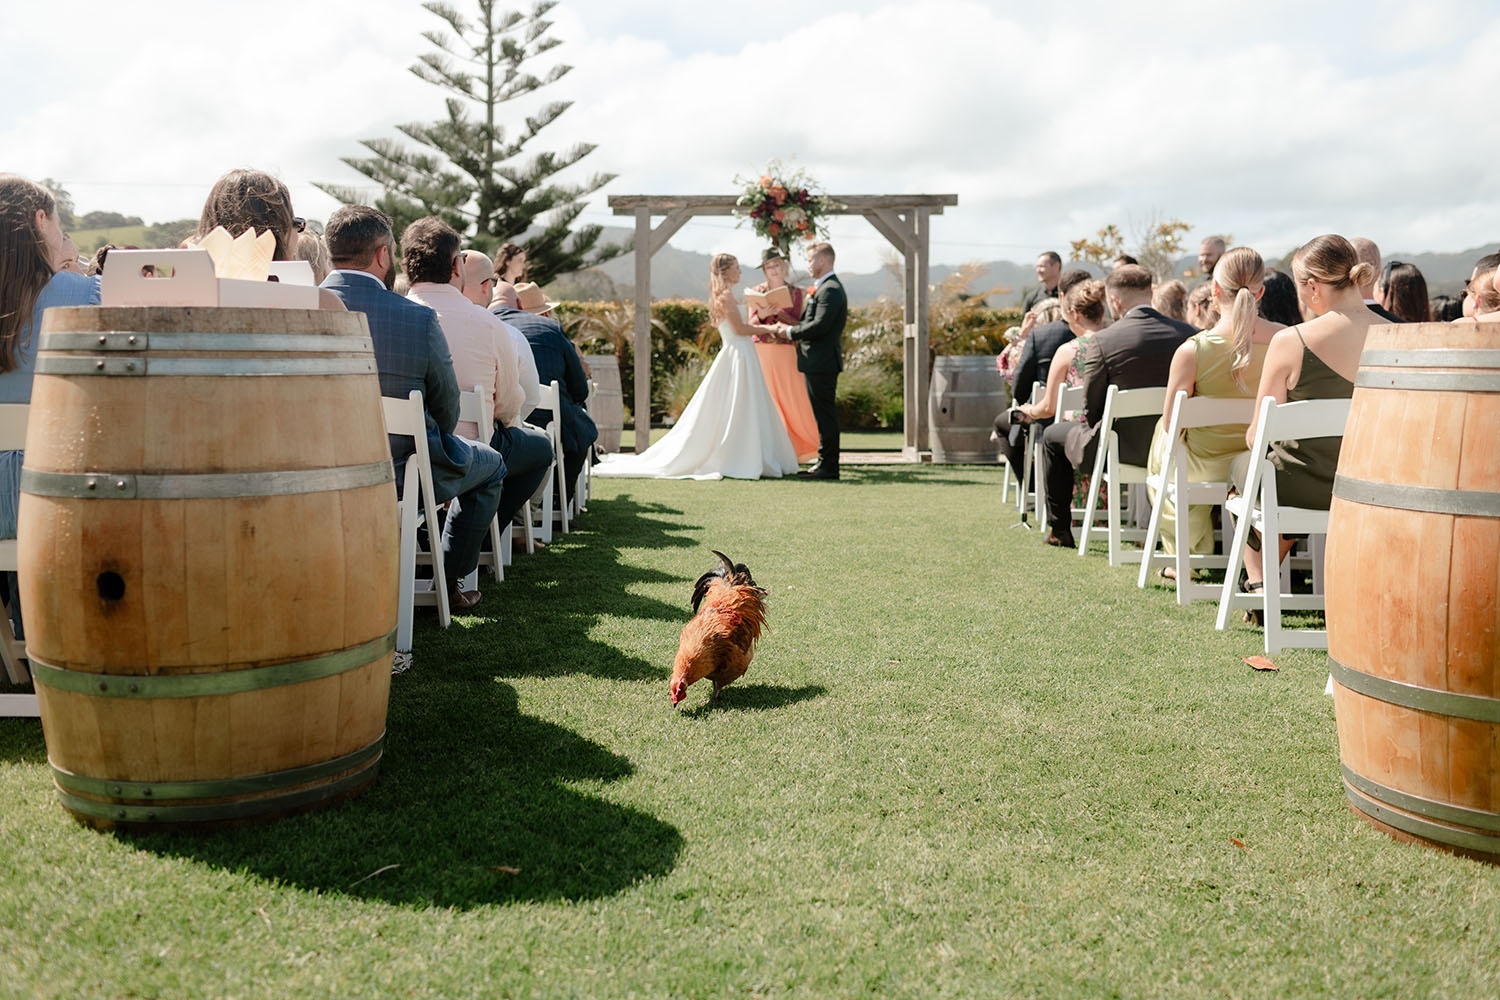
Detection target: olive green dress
<box><xmin>1145</xmin><ymin>331</ymin><xmax>1267</xmax><ymax>555</ymax></box>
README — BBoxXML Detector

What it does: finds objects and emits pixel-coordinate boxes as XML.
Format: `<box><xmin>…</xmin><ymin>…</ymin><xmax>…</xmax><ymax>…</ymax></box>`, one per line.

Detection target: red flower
<box><xmin>773</xmin><ymin>209</ymin><xmax>786</xmax><ymax>222</ymax></box>
<box><xmin>768</xmin><ymin>223</ymin><xmax>781</xmax><ymax>236</ymax></box>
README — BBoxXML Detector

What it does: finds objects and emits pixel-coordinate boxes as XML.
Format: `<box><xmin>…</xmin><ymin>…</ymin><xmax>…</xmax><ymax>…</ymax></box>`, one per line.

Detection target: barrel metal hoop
<box><xmin>34</xmin><ymin>356</ymin><xmax>377</xmax><ymax>377</ymax></box>
<box><xmin>21</xmin><ymin>460</ymin><xmax>393</xmax><ymax>500</ymax></box>
<box><xmin>39</xmin><ymin>331</ymin><xmax>374</xmax><ymax>354</ymax></box>
<box><xmin>1332</xmin><ymin>475</ymin><xmax>1500</xmax><ymax>518</ymax></box>
<box><xmin>1354</xmin><ymin>370</ymin><xmax>1500</xmax><ymax>393</ymax></box>
<box><xmin>1344</xmin><ymin>781</ymin><xmax>1500</xmax><ymax>856</ymax></box>
<box><xmin>1342</xmin><ymin>764</ymin><xmax>1500</xmax><ymax>834</ymax></box>
<box><xmin>28</xmin><ymin>630</ymin><xmax>396</xmax><ymax>699</ymax></box>
<box><xmin>1360</xmin><ymin>348</ymin><xmax>1500</xmax><ymax>369</ymax></box>
<box><xmin>1329</xmin><ymin>656</ymin><xmax>1500</xmax><ymax>724</ymax></box>
<box><xmin>52</xmin><ymin>736</ymin><xmax>384</xmax><ymax>824</ymax></box>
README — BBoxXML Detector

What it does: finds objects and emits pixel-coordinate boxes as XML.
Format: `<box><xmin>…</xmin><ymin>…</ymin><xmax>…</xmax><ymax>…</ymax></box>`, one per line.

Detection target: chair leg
<box><xmin>1215</xmin><ymin>504</ymin><xmax>1250</xmax><ymax>632</ymax></box>
<box><xmin>396</xmin><ymin>468</ymin><xmax>419</xmax><ymax>653</ymax></box>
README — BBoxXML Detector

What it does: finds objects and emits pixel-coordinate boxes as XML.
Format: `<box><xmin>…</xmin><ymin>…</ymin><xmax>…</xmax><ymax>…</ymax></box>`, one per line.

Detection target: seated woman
<box><xmin>0</xmin><ymin>175</ymin><xmax>101</xmax><ymax>635</ymax></box>
<box><xmin>1376</xmin><ymin>261</ymin><xmax>1430</xmax><ymax>323</ymax></box>
<box><xmin>197</xmin><ymin>169</ymin><xmax>344</xmax><ymax>311</ymax></box>
<box><xmin>1232</xmin><ymin>234</ymin><xmax>1383</xmax><ymax>608</ymax></box>
<box><xmin>1145</xmin><ymin>247</ymin><xmax>1280</xmax><ymax>569</ymax></box>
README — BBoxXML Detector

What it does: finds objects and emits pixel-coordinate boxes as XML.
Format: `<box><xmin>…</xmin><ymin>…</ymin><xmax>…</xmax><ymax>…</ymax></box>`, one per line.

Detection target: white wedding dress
<box><xmin>594</xmin><ymin>316</ymin><xmax>800</xmax><ymax>480</ymax></box>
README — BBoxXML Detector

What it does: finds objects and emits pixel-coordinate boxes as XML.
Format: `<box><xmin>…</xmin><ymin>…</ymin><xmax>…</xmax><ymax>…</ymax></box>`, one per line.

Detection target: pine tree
<box><xmin>316</xmin><ymin>0</ymin><xmax>619</xmax><ymax>285</ymax></box>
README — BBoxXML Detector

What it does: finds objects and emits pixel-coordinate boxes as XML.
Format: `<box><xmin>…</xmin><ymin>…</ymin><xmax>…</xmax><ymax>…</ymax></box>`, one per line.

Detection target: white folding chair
<box><xmin>457</xmin><ymin>386</ymin><xmax>506</xmax><ymax>584</ymax></box>
<box><xmin>1032</xmin><ymin>383</ymin><xmax>1105</xmax><ymax>533</ymax></box>
<box><xmin>578</xmin><ymin>379</ymin><xmax>597</xmax><ymax>512</ymax></box>
<box><xmin>1137</xmin><ymin>391</ymin><xmax>1256</xmax><ymax>604</ymax></box>
<box><xmin>0</xmin><ymin>404</ymin><xmax>38</xmax><ymax>718</ymax></box>
<box><xmin>1215</xmin><ymin>396</ymin><xmax>1351</xmax><ymax>653</ymax></box>
<box><xmin>1078</xmin><ymin>385</ymin><xmax>1167</xmax><ymax>565</ymax></box>
<box><xmin>381</xmin><ymin>391</ymin><xmax>451</xmax><ymax>654</ymax></box>
<box><xmin>527</xmin><ymin>382</ymin><xmax>562</xmax><ymax>543</ymax></box>
<box><xmin>1012</xmin><ymin>381</ymin><xmax>1043</xmax><ymax>519</ymax></box>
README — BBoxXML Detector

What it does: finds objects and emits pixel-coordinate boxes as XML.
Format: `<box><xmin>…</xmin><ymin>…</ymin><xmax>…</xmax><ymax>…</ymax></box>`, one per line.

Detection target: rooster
<box><xmin>669</xmin><ymin>550</ymin><xmax>768</xmax><ymax>707</ymax></box>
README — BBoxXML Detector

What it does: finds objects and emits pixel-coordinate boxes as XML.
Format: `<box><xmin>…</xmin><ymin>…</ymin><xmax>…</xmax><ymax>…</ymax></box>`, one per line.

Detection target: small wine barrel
<box><xmin>928</xmin><ymin>355</ymin><xmax>1008</xmax><ymax>464</ymax></box>
<box><xmin>583</xmin><ymin>353</ymin><xmax>624</xmax><ymax>454</ymax></box>
<box><xmin>18</xmin><ymin>306</ymin><xmax>399</xmax><ymax>831</ymax></box>
<box><xmin>1327</xmin><ymin>322</ymin><xmax>1500</xmax><ymax>862</ymax></box>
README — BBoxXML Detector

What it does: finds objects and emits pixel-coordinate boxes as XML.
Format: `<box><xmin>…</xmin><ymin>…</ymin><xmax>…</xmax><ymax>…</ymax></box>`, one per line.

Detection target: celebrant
<box><xmin>746</xmin><ymin>248</ymin><xmax>819</xmax><ymax>461</ymax></box>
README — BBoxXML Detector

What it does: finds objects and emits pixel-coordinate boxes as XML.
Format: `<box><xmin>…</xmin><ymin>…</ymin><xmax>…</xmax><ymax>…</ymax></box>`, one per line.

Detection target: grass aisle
<box><xmin>2</xmin><ymin>465</ymin><xmax>1497</xmax><ymax>998</ymax></box>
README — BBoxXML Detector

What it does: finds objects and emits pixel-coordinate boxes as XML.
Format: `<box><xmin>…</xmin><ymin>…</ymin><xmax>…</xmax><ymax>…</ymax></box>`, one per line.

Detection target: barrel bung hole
<box><xmin>96</xmin><ymin>572</ymin><xmax>126</xmax><ymax>602</ymax></box>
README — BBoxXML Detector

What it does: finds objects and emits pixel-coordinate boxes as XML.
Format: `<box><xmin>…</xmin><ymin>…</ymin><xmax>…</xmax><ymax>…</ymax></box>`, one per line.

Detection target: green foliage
<box><xmin>1072</xmin><ymin>214</ymin><xmax>1196</xmax><ymax>282</ymax></box>
<box><xmin>655</xmin><ymin>347</ymin><xmax>711</xmax><ymax>420</ymax></box>
<box><xmin>557</xmin><ymin>298</ymin><xmax>712</xmax><ymax>422</ymax></box>
<box><xmin>79</xmin><ymin>210</ymin><xmax>143</xmax><ymax>229</ymax></box>
<box><xmin>142</xmin><ymin>219</ymin><xmax>198</xmax><ymax>249</ymax></box>
<box><xmin>68</xmin><ymin>225</ymin><xmax>148</xmax><ymax>256</ymax></box>
<box><xmin>835</xmin><ymin>363</ymin><xmax>901</xmax><ymax>428</ymax></box>
<box><xmin>316</xmin><ymin>0</ymin><xmax>620</xmax><ymax>284</ymax></box>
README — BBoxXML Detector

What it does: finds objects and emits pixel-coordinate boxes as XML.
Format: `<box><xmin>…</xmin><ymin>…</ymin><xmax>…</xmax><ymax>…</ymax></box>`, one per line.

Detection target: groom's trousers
<box><xmin>804</xmin><ymin>371</ymin><xmax>840</xmax><ymax>472</ymax></box>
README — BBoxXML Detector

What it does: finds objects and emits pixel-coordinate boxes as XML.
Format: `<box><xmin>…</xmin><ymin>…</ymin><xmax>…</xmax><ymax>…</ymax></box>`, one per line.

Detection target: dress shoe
<box><xmin>1044</xmin><ymin>530</ymin><xmax>1075</xmax><ymax>548</ymax></box>
<box><xmin>447</xmin><ymin>582</ymin><xmax>482</xmax><ymax>612</ymax></box>
<box><xmin>798</xmin><ymin>464</ymin><xmax>839</xmax><ymax>480</ymax></box>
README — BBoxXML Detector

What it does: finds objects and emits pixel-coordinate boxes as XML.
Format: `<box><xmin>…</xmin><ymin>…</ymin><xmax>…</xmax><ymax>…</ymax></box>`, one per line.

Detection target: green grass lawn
<box><xmin>2</xmin><ymin>465</ymin><xmax>1497</xmax><ymax>998</ymax></box>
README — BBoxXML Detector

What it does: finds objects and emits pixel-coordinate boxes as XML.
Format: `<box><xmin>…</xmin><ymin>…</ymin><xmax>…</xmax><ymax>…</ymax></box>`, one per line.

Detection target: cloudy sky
<box><xmin>6</xmin><ymin>0</ymin><xmax>1499</xmax><ymax>274</ymax></box>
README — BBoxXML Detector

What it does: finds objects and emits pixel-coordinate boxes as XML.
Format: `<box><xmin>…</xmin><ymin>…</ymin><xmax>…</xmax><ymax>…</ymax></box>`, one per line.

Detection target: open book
<box><xmin>745</xmin><ymin>284</ymin><xmax>794</xmax><ymax>314</ymax></box>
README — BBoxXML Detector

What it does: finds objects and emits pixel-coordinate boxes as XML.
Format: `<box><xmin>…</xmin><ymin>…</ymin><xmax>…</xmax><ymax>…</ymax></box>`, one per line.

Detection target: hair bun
<box><xmin>1349</xmin><ymin>261</ymin><xmax>1376</xmax><ymax>286</ymax></box>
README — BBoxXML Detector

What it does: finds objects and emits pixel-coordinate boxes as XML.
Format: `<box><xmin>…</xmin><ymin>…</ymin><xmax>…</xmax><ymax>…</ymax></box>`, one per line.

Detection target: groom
<box><xmin>778</xmin><ymin>241</ymin><xmax>846</xmax><ymax>480</ymax></box>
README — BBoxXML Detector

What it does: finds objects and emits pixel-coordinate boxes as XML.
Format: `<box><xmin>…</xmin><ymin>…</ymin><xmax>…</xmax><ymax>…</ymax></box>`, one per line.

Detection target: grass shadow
<box><xmin>679</xmin><ymin>682</ymin><xmax>828</xmax><ymax>718</ymax></box>
<box><xmin>840</xmin><ymin>466</ymin><xmax>996</xmax><ymax>488</ymax></box>
<box><xmin>0</xmin><ymin>715</ymin><xmax>44</xmax><ymax>764</ymax></box>
<box><xmin>128</xmin><ymin>679</ymin><xmax>682</xmax><ymax>908</ymax></box>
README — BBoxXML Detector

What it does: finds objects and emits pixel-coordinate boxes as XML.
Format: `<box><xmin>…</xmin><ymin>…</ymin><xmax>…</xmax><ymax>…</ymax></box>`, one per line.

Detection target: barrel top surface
<box><xmin>41</xmin><ymin>306</ymin><xmax>370</xmax><ymax>339</ymax></box>
<box><xmin>1364</xmin><ymin>321</ymin><xmax>1500</xmax><ymax>353</ymax></box>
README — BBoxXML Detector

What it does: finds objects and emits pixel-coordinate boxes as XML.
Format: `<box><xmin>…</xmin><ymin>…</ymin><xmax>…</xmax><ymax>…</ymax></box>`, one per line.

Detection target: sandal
<box><xmin>1242</xmin><ymin>581</ymin><xmax>1264</xmax><ymax>626</ymax></box>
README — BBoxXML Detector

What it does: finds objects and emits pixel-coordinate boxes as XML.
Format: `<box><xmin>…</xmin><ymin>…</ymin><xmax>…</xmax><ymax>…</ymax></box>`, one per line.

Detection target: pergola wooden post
<box><xmin>607</xmin><ymin>194</ymin><xmax>958</xmax><ymax>459</ymax></box>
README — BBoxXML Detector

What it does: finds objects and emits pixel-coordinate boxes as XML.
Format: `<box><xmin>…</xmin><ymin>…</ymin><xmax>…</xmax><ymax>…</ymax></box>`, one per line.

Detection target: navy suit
<box><xmin>494</xmin><ymin>305</ymin><xmax>598</xmax><ymax>489</ymax></box>
<box><xmin>786</xmin><ymin>273</ymin><xmax>847</xmax><ymax>471</ymax></box>
<box><xmin>323</xmin><ymin>270</ymin><xmax>505</xmax><ymax>583</ymax></box>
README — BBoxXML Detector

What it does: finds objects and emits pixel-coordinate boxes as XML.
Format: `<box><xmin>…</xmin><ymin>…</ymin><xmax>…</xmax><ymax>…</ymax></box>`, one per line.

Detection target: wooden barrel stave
<box><xmin>1327</xmin><ymin>322</ymin><xmax>1500</xmax><ymax>860</ymax></box>
<box><xmin>19</xmin><ymin>306</ymin><xmax>397</xmax><ymax>830</ymax></box>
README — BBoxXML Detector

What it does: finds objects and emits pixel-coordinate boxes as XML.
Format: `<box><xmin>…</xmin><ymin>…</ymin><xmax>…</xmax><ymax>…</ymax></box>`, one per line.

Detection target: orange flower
<box><xmin>759</xmin><ymin>175</ymin><xmax>772</xmax><ymax>189</ymax></box>
<box><xmin>796</xmin><ymin>220</ymin><xmax>808</xmax><ymax>231</ymax></box>
<box><xmin>773</xmin><ymin>208</ymin><xmax>786</xmax><ymax>222</ymax></box>
<box><xmin>770</xmin><ymin>185</ymin><xmax>787</xmax><ymax>204</ymax></box>
<box><xmin>767</xmin><ymin>223</ymin><xmax>781</xmax><ymax>236</ymax></box>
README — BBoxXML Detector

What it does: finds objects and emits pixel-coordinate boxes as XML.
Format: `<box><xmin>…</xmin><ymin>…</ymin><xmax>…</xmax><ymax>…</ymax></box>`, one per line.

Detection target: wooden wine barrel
<box><xmin>583</xmin><ymin>353</ymin><xmax>623</xmax><ymax>453</ymax></box>
<box><xmin>928</xmin><ymin>355</ymin><xmax>1007</xmax><ymax>464</ymax></box>
<box><xmin>1326</xmin><ymin>322</ymin><xmax>1500</xmax><ymax>862</ymax></box>
<box><xmin>18</xmin><ymin>307</ymin><xmax>399</xmax><ymax>831</ymax></box>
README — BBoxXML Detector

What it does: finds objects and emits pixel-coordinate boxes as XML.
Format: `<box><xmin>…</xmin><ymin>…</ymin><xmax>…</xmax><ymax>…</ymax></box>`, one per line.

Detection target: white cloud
<box><xmin>5</xmin><ymin>0</ymin><xmax>1499</xmax><ymax>275</ymax></box>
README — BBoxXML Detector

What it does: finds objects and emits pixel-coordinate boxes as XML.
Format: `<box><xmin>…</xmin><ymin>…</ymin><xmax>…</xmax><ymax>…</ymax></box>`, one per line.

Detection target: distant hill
<box><xmin>558</xmin><ymin>227</ymin><xmax>1499</xmax><ymax>307</ymax></box>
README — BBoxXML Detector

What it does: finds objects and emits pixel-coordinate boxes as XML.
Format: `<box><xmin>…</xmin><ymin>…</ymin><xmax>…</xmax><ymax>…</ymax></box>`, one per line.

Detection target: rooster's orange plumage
<box><xmin>669</xmin><ymin>550</ymin><xmax>767</xmax><ymax>707</ymax></box>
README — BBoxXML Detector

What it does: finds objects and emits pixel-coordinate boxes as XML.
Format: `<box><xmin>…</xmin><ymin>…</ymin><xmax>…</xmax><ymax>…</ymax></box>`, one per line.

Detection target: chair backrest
<box><xmin>1174</xmin><ymin>394</ymin><xmax>1257</xmax><ymax>432</ymax></box>
<box><xmin>458</xmin><ymin>385</ymin><xmax>496</xmax><ymax>441</ymax></box>
<box><xmin>1055</xmin><ymin>383</ymin><xmax>1085</xmax><ymax>421</ymax></box>
<box><xmin>1261</xmin><ymin>397</ymin><xmax>1352</xmax><ymax>442</ymax></box>
<box><xmin>0</xmin><ymin>404</ymin><xmax>27</xmax><ymax>451</ymax></box>
<box><xmin>381</xmin><ymin>391</ymin><xmax>424</xmax><ymax>438</ymax></box>
<box><xmin>536</xmin><ymin>381</ymin><xmax>561</xmax><ymax>424</ymax></box>
<box><xmin>1105</xmin><ymin>385</ymin><xmax>1169</xmax><ymax>422</ymax></box>
<box><xmin>1027</xmin><ymin>381</ymin><xmax>1045</xmax><ymax>406</ymax></box>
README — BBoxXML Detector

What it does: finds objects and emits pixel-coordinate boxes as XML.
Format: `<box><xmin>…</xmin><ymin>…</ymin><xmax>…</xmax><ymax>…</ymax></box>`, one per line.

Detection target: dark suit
<box><xmin>1365</xmin><ymin>300</ymin><xmax>1402</xmax><ymax>323</ymax></box>
<box><xmin>323</xmin><ymin>270</ymin><xmax>505</xmax><ymax>582</ymax></box>
<box><xmin>994</xmin><ymin>320</ymin><xmax>1077</xmax><ymax>479</ymax></box>
<box><xmin>1040</xmin><ymin>305</ymin><xmax>1195</xmax><ymax>537</ymax></box>
<box><xmin>786</xmin><ymin>273</ymin><xmax>847</xmax><ymax>471</ymax></box>
<box><xmin>495</xmin><ymin>305</ymin><xmax>598</xmax><ymax>489</ymax></box>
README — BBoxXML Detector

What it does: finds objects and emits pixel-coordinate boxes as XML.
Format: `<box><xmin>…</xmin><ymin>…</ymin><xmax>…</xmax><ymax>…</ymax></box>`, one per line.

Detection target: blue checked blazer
<box><xmin>322</xmin><ymin>270</ymin><xmax>473</xmax><ymax>498</ymax></box>
<box><xmin>494</xmin><ymin>306</ymin><xmax>599</xmax><ymax>456</ymax></box>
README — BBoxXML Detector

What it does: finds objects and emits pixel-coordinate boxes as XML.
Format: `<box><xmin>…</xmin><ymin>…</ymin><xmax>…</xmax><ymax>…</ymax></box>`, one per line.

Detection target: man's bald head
<box><xmin>460</xmin><ymin>250</ymin><xmax>494</xmax><ymax>307</ymax></box>
<box><xmin>492</xmin><ymin>280</ymin><xmax>519</xmax><ymax>309</ymax></box>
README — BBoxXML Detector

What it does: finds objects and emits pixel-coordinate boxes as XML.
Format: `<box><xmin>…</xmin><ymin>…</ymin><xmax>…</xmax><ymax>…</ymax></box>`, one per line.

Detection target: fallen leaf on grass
<box><xmin>347</xmin><ymin>863</ymin><xmax>400</xmax><ymax>888</ymax></box>
<box><xmin>1244</xmin><ymin>656</ymin><xmax>1279</xmax><ymax>672</ymax></box>
<box><xmin>490</xmin><ymin>865</ymin><xmax>521</xmax><ymax>876</ymax></box>
<box><xmin>1229</xmin><ymin>837</ymin><xmax>1247</xmax><ymax>850</ymax></box>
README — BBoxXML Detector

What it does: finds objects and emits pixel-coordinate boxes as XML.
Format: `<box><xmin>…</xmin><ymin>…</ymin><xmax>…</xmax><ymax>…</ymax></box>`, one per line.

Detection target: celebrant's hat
<box><xmin>756</xmin><ymin>247</ymin><xmax>786</xmax><ymax>268</ymax></box>
<box><xmin>515</xmin><ymin>281</ymin><xmax>559</xmax><ymax>316</ymax></box>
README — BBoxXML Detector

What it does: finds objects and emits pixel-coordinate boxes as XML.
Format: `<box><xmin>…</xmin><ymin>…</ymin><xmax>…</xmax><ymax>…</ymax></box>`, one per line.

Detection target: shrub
<box><xmin>836</xmin><ymin>363</ymin><xmax>902</xmax><ymax>429</ymax></box>
<box><xmin>556</xmin><ymin>298</ymin><xmax>714</xmax><ymax>422</ymax></box>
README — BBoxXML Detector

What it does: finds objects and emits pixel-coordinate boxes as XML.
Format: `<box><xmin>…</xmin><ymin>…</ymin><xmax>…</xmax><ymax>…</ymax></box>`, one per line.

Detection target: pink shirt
<box><xmin>408</xmin><ymin>281</ymin><xmax>526</xmax><ymax>437</ymax></box>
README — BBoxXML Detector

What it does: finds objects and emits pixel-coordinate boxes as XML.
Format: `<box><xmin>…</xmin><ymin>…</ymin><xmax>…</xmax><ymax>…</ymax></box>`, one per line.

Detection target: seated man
<box><xmin>320</xmin><ymin>205</ymin><xmax>505</xmax><ymax>611</ymax></box>
<box><xmin>494</xmin><ymin>282</ymin><xmax>598</xmax><ymax>506</ymax></box>
<box><xmin>1039</xmin><ymin>264</ymin><xmax>1196</xmax><ymax>548</ymax></box>
<box><xmin>404</xmin><ymin>219</ymin><xmax>553</xmax><ymax>542</ymax></box>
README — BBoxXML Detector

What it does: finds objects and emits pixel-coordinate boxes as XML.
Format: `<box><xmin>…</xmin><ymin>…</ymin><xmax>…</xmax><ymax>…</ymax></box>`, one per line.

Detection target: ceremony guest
<box><xmin>1021</xmin><ymin>251</ymin><xmax>1062</xmax><ymax>311</ymax></box>
<box><xmin>1351</xmin><ymin>237</ymin><xmax>1401</xmax><ymax>322</ymax></box>
<box><xmin>462</xmin><ymin>253</ymin><xmax>541</xmax><ymax>419</ymax></box>
<box><xmin>1232</xmin><ymin>234</ymin><xmax>1380</xmax><ymax>606</ymax></box>
<box><xmin>1145</xmin><ymin>248</ymin><xmax>1279</xmax><ymax>563</ymax></box>
<box><xmin>991</xmin><ymin>268</ymin><xmax>1091</xmax><ymax>480</ymax></box>
<box><xmin>746</xmin><ymin>248</ymin><xmax>817</xmax><ymax>461</ymax></box>
<box><xmin>198</xmin><ymin>168</ymin><xmax>344</xmax><ymax>311</ymax></box>
<box><xmin>0</xmin><ymin>176</ymin><xmax>99</xmax><ymax>634</ymax></box>
<box><xmin>321</xmin><ymin>206</ymin><xmax>504</xmax><ymax>611</ymax></box>
<box><xmin>405</xmin><ymin>219</ymin><xmax>552</xmax><ymax>537</ymax></box>
<box><xmin>1112</xmin><ymin>254</ymin><xmax>1139</xmax><ymax>270</ymax></box>
<box><xmin>1258</xmin><ymin>269</ymin><xmax>1302</xmax><ymax>327</ymax></box>
<box><xmin>295</xmin><ymin>231</ymin><xmax>332</xmax><ymax>284</ymax></box>
<box><xmin>493</xmin><ymin>243</ymin><xmax>527</xmax><ymax>284</ymax></box>
<box><xmin>1430</xmin><ymin>294</ymin><xmax>1462</xmax><ymax>322</ymax></box>
<box><xmin>1039</xmin><ymin>265</ymin><xmax>1195</xmax><ymax>548</ymax></box>
<box><xmin>1462</xmin><ymin>252</ymin><xmax>1500</xmax><ymax>318</ymax></box>
<box><xmin>1376</xmin><ymin>261</ymin><xmax>1430</xmax><ymax>323</ymax></box>
<box><xmin>1186</xmin><ymin>283</ymin><xmax>1219</xmax><ymax>329</ymax></box>
<box><xmin>1153</xmin><ymin>279</ymin><xmax>1188</xmax><ymax>322</ymax></box>
<box><xmin>498</xmin><ymin>282</ymin><xmax>597</xmax><ymax>499</ymax></box>
<box><xmin>1197</xmin><ymin>236</ymin><xmax>1226</xmax><ymax>279</ymax></box>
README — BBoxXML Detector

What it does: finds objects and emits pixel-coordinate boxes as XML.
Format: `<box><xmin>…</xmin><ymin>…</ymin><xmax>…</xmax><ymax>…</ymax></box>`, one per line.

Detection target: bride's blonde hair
<box><xmin>708</xmin><ymin>253</ymin><xmax>737</xmax><ymax>324</ymax></box>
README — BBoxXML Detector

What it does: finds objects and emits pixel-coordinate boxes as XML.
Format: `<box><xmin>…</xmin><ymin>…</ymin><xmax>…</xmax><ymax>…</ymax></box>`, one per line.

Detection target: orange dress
<box><xmin>749</xmin><ymin>283</ymin><xmax>820</xmax><ymax>462</ymax></box>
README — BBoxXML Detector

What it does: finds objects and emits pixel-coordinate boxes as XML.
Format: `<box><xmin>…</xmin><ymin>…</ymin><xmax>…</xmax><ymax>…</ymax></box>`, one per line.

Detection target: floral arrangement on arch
<box><xmin>733</xmin><ymin>160</ymin><xmax>839</xmax><ymax>260</ymax></box>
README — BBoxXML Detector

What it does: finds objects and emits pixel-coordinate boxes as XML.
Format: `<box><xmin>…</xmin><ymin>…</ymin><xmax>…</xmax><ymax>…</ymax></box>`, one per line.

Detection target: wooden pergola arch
<box><xmin>607</xmin><ymin>194</ymin><xmax>959</xmax><ymax>458</ymax></box>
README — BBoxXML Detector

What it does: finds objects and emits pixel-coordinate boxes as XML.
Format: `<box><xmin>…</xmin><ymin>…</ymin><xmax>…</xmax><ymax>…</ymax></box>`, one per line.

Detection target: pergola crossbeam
<box><xmin>607</xmin><ymin>193</ymin><xmax>958</xmax><ymax>459</ymax></box>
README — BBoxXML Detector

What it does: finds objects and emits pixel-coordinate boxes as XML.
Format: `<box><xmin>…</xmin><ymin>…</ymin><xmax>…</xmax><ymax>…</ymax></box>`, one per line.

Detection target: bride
<box><xmin>594</xmin><ymin>253</ymin><xmax>800</xmax><ymax>480</ymax></box>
